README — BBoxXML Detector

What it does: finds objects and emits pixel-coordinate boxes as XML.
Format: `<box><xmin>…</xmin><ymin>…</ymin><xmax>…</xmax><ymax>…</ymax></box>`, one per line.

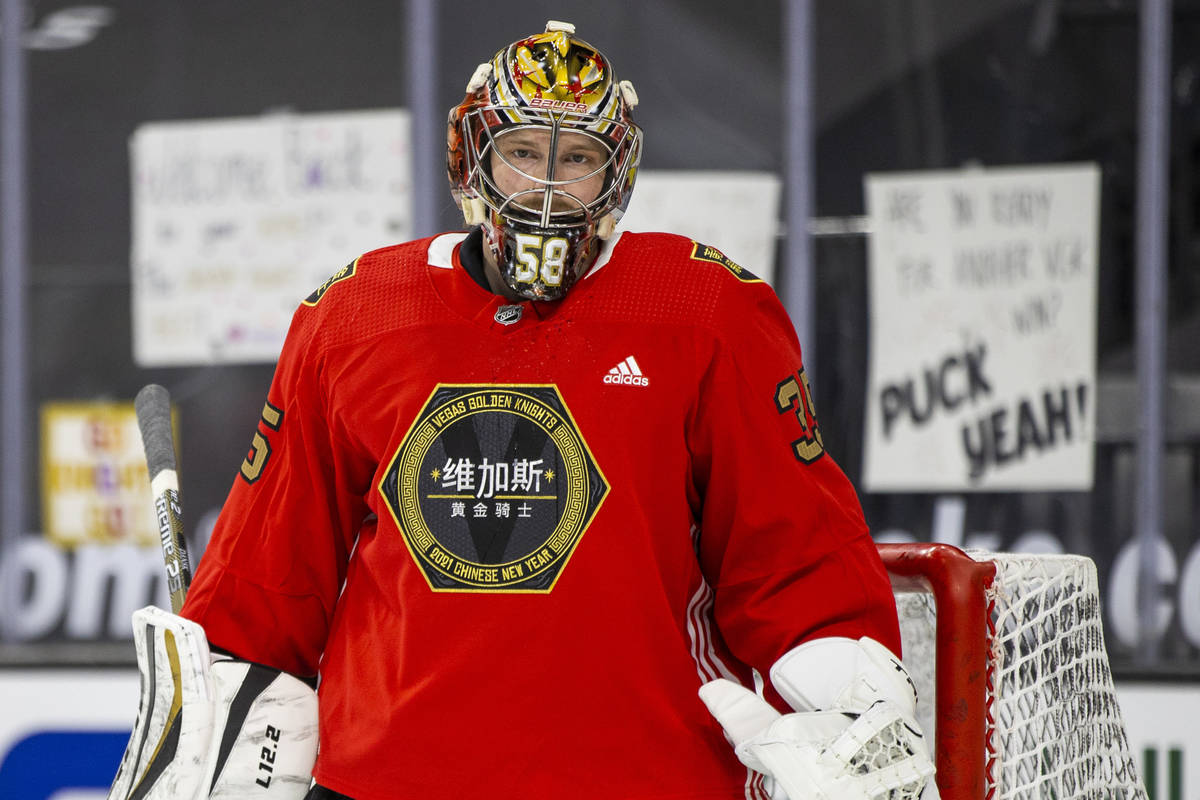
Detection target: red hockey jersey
<box><xmin>182</xmin><ymin>230</ymin><xmax>901</xmax><ymax>800</ymax></box>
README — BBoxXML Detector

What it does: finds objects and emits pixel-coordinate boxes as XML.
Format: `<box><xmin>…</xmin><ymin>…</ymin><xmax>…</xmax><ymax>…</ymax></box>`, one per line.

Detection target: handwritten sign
<box><xmin>618</xmin><ymin>171</ymin><xmax>781</xmax><ymax>284</ymax></box>
<box><xmin>863</xmin><ymin>164</ymin><xmax>1099</xmax><ymax>491</ymax></box>
<box><xmin>130</xmin><ymin>109</ymin><xmax>411</xmax><ymax>365</ymax></box>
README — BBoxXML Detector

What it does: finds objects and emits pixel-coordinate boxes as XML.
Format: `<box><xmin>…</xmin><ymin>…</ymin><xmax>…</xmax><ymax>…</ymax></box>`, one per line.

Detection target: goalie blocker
<box><xmin>700</xmin><ymin>636</ymin><xmax>938</xmax><ymax>800</ymax></box>
<box><xmin>107</xmin><ymin>606</ymin><xmax>319</xmax><ymax>800</ymax></box>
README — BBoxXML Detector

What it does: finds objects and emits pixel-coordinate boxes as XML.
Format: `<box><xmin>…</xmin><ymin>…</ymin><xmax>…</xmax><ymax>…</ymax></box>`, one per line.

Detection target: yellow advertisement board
<box><xmin>40</xmin><ymin>401</ymin><xmax>170</xmax><ymax>547</ymax></box>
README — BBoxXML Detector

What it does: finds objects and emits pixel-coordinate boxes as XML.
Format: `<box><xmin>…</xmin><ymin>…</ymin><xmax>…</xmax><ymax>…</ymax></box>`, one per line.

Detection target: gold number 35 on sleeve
<box><xmin>774</xmin><ymin>368</ymin><xmax>824</xmax><ymax>464</ymax></box>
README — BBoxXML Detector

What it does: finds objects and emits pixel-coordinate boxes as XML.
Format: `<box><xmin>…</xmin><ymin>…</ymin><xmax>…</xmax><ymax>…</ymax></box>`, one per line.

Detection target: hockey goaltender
<box><xmin>106</xmin><ymin>20</ymin><xmax>938</xmax><ymax>800</ymax></box>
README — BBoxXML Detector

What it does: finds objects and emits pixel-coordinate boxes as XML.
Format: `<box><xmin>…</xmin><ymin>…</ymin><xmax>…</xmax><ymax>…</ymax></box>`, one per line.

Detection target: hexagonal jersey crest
<box><xmin>378</xmin><ymin>384</ymin><xmax>609</xmax><ymax>592</ymax></box>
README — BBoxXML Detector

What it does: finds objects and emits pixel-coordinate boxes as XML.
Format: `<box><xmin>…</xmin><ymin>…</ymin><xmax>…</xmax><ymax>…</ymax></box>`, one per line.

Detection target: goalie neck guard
<box><xmin>447</xmin><ymin>20</ymin><xmax>642</xmax><ymax>301</ymax></box>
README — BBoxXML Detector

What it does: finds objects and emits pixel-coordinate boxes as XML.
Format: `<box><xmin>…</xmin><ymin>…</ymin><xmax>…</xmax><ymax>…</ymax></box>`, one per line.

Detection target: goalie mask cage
<box><xmin>877</xmin><ymin>543</ymin><xmax>1148</xmax><ymax>800</ymax></box>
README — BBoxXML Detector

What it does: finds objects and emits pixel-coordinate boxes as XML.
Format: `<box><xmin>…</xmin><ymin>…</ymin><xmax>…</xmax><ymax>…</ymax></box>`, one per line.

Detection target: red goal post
<box><xmin>877</xmin><ymin>542</ymin><xmax>1147</xmax><ymax>800</ymax></box>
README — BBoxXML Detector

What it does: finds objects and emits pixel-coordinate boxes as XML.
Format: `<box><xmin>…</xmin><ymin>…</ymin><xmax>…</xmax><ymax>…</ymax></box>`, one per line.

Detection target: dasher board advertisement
<box><xmin>130</xmin><ymin>109</ymin><xmax>411</xmax><ymax>366</ymax></box>
<box><xmin>863</xmin><ymin>163</ymin><xmax>1099</xmax><ymax>492</ymax></box>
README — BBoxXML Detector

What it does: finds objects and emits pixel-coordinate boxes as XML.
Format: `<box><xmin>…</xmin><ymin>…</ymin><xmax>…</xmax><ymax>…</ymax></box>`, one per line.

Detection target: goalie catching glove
<box><xmin>107</xmin><ymin>605</ymin><xmax>319</xmax><ymax>800</ymax></box>
<box><xmin>699</xmin><ymin>636</ymin><xmax>938</xmax><ymax>800</ymax></box>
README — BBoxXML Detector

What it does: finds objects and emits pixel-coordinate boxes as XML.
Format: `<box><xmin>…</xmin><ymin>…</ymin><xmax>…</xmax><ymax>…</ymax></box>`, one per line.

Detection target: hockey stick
<box><xmin>111</xmin><ymin>385</ymin><xmax>321</xmax><ymax>800</ymax></box>
<box><xmin>134</xmin><ymin>383</ymin><xmax>191</xmax><ymax>613</ymax></box>
<box><xmin>107</xmin><ymin>384</ymin><xmax>198</xmax><ymax>800</ymax></box>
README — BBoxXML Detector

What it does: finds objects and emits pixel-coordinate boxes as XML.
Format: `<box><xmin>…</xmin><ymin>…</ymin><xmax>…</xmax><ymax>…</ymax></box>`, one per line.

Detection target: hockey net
<box><xmin>878</xmin><ymin>543</ymin><xmax>1147</xmax><ymax>800</ymax></box>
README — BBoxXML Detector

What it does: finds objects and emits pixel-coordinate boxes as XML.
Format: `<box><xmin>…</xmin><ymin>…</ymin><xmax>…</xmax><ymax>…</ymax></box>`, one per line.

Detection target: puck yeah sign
<box><xmin>863</xmin><ymin>164</ymin><xmax>1099</xmax><ymax>492</ymax></box>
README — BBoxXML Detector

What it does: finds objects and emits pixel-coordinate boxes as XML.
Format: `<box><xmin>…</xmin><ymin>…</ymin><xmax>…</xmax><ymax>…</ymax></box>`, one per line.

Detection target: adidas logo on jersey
<box><xmin>604</xmin><ymin>356</ymin><xmax>649</xmax><ymax>387</ymax></box>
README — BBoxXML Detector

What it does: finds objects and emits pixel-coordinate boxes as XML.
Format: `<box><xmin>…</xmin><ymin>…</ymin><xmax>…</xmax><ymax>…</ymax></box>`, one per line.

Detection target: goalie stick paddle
<box><xmin>135</xmin><ymin>383</ymin><xmax>192</xmax><ymax>613</ymax></box>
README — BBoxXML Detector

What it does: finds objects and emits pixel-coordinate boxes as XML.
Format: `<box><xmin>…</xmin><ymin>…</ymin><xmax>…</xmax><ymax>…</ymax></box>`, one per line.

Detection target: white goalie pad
<box><xmin>107</xmin><ymin>605</ymin><xmax>319</xmax><ymax>800</ymax></box>
<box><xmin>699</xmin><ymin>636</ymin><xmax>938</xmax><ymax>800</ymax></box>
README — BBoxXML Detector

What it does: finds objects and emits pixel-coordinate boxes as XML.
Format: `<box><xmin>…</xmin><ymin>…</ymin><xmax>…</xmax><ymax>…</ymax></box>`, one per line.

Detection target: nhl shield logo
<box><xmin>378</xmin><ymin>384</ymin><xmax>608</xmax><ymax>593</ymax></box>
<box><xmin>494</xmin><ymin>304</ymin><xmax>523</xmax><ymax>325</ymax></box>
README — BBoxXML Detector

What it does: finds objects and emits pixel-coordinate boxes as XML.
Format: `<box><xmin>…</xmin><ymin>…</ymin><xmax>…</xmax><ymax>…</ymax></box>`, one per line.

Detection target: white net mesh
<box><xmin>895</xmin><ymin>550</ymin><xmax>1148</xmax><ymax>800</ymax></box>
<box><xmin>895</xmin><ymin>591</ymin><xmax>939</xmax><ymax>752</ymax></box>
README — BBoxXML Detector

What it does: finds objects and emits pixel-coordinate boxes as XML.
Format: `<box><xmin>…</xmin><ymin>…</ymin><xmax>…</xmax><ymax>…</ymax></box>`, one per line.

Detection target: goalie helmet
<box><xmin>447</xmin><ymin>20</ymin><xmax>642</xmax><ymax>301</ymax></box>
